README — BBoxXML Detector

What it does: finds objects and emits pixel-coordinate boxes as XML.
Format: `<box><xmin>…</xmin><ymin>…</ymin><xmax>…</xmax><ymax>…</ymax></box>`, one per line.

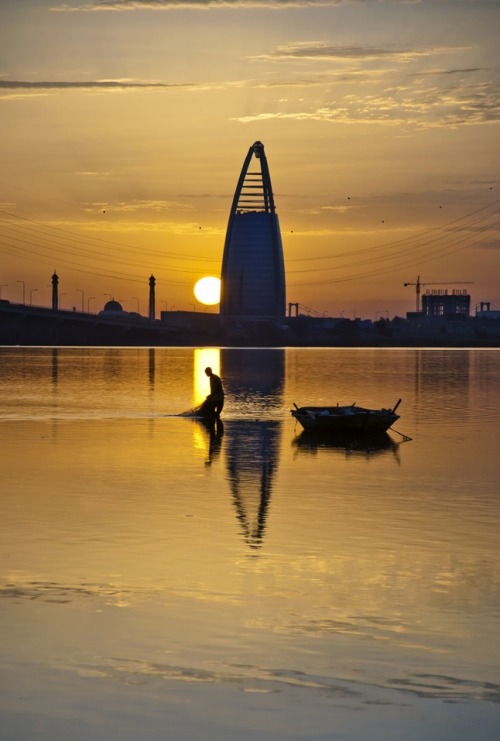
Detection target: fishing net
<box><xmin>178</xmin><ymin>400</ymin><xmax>210</xmax><ymax>417</ymax></box>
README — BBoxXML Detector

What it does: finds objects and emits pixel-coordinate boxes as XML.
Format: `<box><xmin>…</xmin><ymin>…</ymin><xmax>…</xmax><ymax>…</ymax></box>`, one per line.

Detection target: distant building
<box><xmin>100</xmin><ymin>299</ymin><xmax>125</xmax><ymax>315</ymax></box>
<box><xmin>421</xmin><ymin>289</ymin><xmax>470</xmax><ymax>320</ymax></box>
<box><xmin>220</xmin><ymin>141</ymin><xmax>286</xmax><ymax>325</ymax></box>
<box><xmin>475</xmin><ymin>302</ymin><xmax>500</xmax><ymax>319</ymax></box>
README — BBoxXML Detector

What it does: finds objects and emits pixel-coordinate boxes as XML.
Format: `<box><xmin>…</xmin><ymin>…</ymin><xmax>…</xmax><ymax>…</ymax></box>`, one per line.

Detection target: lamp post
<box><xmin>30</xmin><ymin>288</ymin><xmax>38</xmax><ymax>305</ymax></box>
<box><xmin>0</xmin><ymin>284</ymin><xmax>7</xmax><ymax>299</ymax></box>
<box><xmin>17</xmin><ymin>280</ymin><xmax>25</xmax><ymax>304</ymax></box>
<box><xmin>87</xmin><ymin>296</ymin><xmax>95</xmax><ymax>313</ymax></box>
<box><xmin>132</xmin><ymin>296</ymin><xmax>140</xmax><ymax>313</ymax></box>
<box><xmin>76</xmin><ymin>289</ymin><xmax>84</xmax><ymax>312</ymax></box>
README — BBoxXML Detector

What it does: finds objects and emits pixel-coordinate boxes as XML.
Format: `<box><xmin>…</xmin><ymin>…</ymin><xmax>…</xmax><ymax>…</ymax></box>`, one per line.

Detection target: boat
<box><xmin>291</xmin><ymin>399</ymin><xmax>401</xmax><ymax>435</ymax></box>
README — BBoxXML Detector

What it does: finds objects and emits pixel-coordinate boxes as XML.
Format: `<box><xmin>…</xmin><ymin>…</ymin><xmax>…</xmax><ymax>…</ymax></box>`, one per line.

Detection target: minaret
<box><xmin>149</xmin><ymin>274</ymin><xmax>156</xmax><ymax>320</ymax></box>
<box><xmin>220</xmin><ymin>141</ymin><xmax>286</xmax><ymax>324</ymax></box>
<box><xmin>51</xmin><ymin>271</ymin><xmax>59</xmax><ymax>310</ymax></box>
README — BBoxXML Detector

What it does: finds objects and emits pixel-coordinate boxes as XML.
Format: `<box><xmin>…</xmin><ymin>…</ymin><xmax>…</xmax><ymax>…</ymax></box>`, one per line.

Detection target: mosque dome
<box><xmin>103</xmin><ymin>299</ymin><xmax>123</xmax><ymax>313</ymax></box>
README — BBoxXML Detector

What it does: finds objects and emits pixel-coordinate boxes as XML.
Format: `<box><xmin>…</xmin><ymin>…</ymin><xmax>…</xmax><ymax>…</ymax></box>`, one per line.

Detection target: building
<box><xmin>421</xmin><ymin>289</ymin><xmax>471</xmax><ymax>320</ymax></box>
<box><xmin>220</xmin><ymin>141</ymin><xmax>286</xmax><ymax>326</ymax></box>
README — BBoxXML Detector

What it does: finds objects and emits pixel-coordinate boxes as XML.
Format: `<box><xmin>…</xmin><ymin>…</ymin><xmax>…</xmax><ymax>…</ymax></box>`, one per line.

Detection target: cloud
<box><xmin>232</xmin><ymin>80</ymin><xmax>500</xmax><ymax>128</ymax></box>
<box><xmin>76</xmin><ymin>170</ymin><xmax>113</xmax><ymax>177</ymax></box>
<box><xmin>0</xmin><ymin>73</ymin><xmax>383</xmax><ymax>100</ymax></box>
<box><xmin>0</xmin><ymin>78</ymin><xmax>223</xmax><ymax>99</ymax></box>
<box><xmin>50</xmin><ymin>1</ymin><xmax>353</xmax><ymax>11</ymax></box>
<box><xmin>420</xmin><ymin>68</ymin><xmax>486</xmax><ymax>76</ymax></box>
<box><xmin>473</xmin><ymin>240</ymin><xmax>499</xmax><ymax>251</ymax></box>
<box><xmin>0</xmin><ymin>79</ymin><xmax>191</xmax><ymax>90</ymax></box>
<box><xmin>251</xmin><ymin>41</ymin><xmax>473</xmax><ymax>63</ymax></box>
<box><xmin>83</xmin><ymin>199</ymin><xmax>194</xmax><ymax>213</ymax></box>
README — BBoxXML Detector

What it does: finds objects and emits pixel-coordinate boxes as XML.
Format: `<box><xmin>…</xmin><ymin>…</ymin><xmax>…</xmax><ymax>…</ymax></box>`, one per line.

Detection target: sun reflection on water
<box><xmin>193</xmin><ymin>348</ymin><xmax>220</xmax><ymax>406</ymax></box>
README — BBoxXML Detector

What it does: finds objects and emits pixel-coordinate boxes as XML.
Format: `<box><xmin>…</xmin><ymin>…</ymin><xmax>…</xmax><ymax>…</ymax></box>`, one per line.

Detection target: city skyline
<box><xmin>1</xmin><ymin>0</ymin><xmax>499</xmax><ymax>320</ymax></box>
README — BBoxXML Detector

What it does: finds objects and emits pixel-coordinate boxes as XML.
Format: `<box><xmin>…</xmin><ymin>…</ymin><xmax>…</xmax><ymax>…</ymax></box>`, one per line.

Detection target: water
<box><xmin>1</xmin><ymin>347</ymin><xmax>499</xmax><ymax>740</ymax></box>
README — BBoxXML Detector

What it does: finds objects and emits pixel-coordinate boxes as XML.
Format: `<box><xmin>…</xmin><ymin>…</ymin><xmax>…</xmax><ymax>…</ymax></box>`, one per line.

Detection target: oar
<box><xmin>389</xmin><ymin>427</ymin><xmax>413</xmax><ymax>441</ymax></box>
<box><xmin>392</xmin><ymin>398</ymin><xmax>402</xmax><ymax>414</ymax></box>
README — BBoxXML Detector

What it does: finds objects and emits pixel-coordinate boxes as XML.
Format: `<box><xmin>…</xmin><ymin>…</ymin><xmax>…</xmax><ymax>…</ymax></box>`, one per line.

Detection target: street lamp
<box><xmin>132</xmin><ymin>296</ymin><xmax>140</xmax><ymax>313</ymax></box>
<box><xmin>87</xmin><ymin>296</ymin><xmax>95</xmax><ymax>312</ymax></box>
<box><xmin>17</xmin><ymin>280</ymin><xmax>25</xmax><ymax>304</ymax></box>
<box><xmin>76</xmin><ymin>289</ymin><xmax>84</xmax><ymax>312</ymax></box>
<box><xmin>30</xmin><ymin>288</ymin><xmax>38</xmax><ymax>305</ymax></box>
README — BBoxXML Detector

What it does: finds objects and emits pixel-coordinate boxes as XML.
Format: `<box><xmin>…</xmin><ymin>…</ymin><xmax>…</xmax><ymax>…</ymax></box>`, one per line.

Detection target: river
<box><xmin>1</xmin><ymin>346</ymin><xmax>499</xmax><ymax>740</ymax></box>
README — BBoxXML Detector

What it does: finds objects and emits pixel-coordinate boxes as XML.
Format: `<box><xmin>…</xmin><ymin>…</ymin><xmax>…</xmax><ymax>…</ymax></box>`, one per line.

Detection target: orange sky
<box><xmin>0</xmin><ymin>0</ymin><xmax>499</xmax><ymax>319</ymax></box>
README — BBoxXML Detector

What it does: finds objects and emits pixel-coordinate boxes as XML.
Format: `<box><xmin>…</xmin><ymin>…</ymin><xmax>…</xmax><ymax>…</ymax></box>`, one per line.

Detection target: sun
<box><xmin>194</xmin><ymin>276</ymin><xmax>221</xmax><ymax>306</ymax></box>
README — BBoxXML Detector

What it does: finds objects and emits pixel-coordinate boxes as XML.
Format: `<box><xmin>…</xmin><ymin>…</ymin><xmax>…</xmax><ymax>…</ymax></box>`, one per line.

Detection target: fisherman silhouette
<box><xmin>203</xmin><ymin>367</ymin><xmax>224</xmax><ymax>417</ymax></box>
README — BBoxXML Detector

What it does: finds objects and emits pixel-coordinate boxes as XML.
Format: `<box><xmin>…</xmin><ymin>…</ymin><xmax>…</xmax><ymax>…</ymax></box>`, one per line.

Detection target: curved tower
<box><xmin>220</xmin><ymin>141</ymin><xmax>285</xmax><ymax>324</ymax></box>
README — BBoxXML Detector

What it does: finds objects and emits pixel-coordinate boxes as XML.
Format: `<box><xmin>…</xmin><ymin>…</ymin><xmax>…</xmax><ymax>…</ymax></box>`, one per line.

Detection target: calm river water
<box><xmin>1</xmin><ymin>347</ymin><xmax>499</xmax><ymax>740</ymax></box>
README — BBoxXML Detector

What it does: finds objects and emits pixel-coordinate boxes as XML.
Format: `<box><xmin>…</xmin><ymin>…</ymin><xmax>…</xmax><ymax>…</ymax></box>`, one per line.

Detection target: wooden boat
<box><xmin>291</xmin><ymin>399</ymin><xmax>401</xmax><ymax>435</ymax></box>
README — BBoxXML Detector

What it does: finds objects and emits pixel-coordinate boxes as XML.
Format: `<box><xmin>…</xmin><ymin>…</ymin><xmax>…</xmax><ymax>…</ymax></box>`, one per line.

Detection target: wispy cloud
<box><xmin>0</xmin><ymin>79</ymin><xmax>192</xmax><ymax>90</ymax></box>
<box><xmin>233</xmin><ymin>80</ymin><xmax>500</xmax><ymax>128</ymax></box>
<box><xmin>251</xmin><ymin>41</ymin><xmax>473</xmax><ymax>63</ymax></box>
<box><xmin>83</xmin><ymin>199</ymin><xmax>194</xmax><ymax>213</ymax></box>
<box><xmin>51</xmin><ymin>1</ymin><xmax>355</xmax><ymax>12</ymax></box>
<box><xmin>0</xmin><ymin>78</ymin><xmax>219</xmax><ymax>100</ymax></box>
<box><xmin>0</xmin><ymin>73</ymin><xmax>384</xmax><ymax>99</ymax></box>
<box><xmin>419</xmin><ymin>67</ymin><xmax>487</xmax><ymax>76</ymax></box>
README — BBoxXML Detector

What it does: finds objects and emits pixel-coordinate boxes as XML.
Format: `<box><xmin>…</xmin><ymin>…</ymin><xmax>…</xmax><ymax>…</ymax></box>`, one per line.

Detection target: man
<box><xmin>204</xmin><ymin>367</ymin><xmax>224</xmax><ymax>417</ymax></box>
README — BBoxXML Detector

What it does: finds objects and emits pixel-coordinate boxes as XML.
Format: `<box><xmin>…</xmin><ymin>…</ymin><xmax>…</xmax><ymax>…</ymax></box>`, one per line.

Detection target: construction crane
<box><xmin>404</xmin><ymin>276</ymin><xmax>474</xmax><ymax>313</ymax></box>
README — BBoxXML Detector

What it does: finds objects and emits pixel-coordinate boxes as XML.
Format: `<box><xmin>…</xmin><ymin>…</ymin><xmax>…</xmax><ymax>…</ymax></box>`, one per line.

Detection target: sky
<box><xmin>0</xmin><ymin>0</ymin><xmax>499</xmax><ymax>319</ymax></box>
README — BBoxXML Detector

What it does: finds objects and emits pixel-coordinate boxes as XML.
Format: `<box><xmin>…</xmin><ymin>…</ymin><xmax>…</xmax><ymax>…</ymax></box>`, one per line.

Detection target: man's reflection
<box><xmin>199</xmin><ymin>416</ymin><xmax>224</xmax><ymax>466</ymax></box>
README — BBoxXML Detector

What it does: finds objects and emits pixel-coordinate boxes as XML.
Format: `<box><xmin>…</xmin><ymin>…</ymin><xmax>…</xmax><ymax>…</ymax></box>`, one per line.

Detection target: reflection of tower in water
<box><xmin>221</xmin><ymin>348</ymin><xmax>285</xmax><ymax>417</ymax></box>
<box><xmin>225</xmin><ymin>420</ymin><xmax>281</xmax><ymax>549</ymax></box>
<box><xmin>220</xmin><ymin>349</ymin><xmax>285</xmax><ymax>548</ymax></box>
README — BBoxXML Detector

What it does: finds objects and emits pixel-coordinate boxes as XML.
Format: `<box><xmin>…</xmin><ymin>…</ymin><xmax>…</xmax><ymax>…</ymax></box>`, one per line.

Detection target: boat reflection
<box><xmin>292</xmin><ymin>430</ymin><xmax>402</xmax><ymax>463</ymax></box>
<box><xmin>225</xmin><ymin>420</ymin><xmax>282</xmax><ymax>549</ymax></box>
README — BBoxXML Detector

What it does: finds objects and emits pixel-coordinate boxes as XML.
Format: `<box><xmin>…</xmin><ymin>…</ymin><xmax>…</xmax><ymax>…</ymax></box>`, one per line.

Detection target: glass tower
<box><xmin>220</xmin><ymin>141</ymin><xmax>286</xmax><ymax>324</ymax></box>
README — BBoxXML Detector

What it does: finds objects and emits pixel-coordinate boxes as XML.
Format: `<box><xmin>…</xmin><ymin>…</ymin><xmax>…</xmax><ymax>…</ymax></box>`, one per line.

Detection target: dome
<box><xmin>103</xmin><ymin>300</ymin><xmax>123</xmax><ymax>312</ymax></box>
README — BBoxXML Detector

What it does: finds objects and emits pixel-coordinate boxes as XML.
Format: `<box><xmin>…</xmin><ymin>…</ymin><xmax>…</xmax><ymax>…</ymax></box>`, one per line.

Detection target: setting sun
<box><xmin>194</xmin><ymin>276</ymin><xmax>221</xmax><ymax>306</ymax></box>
